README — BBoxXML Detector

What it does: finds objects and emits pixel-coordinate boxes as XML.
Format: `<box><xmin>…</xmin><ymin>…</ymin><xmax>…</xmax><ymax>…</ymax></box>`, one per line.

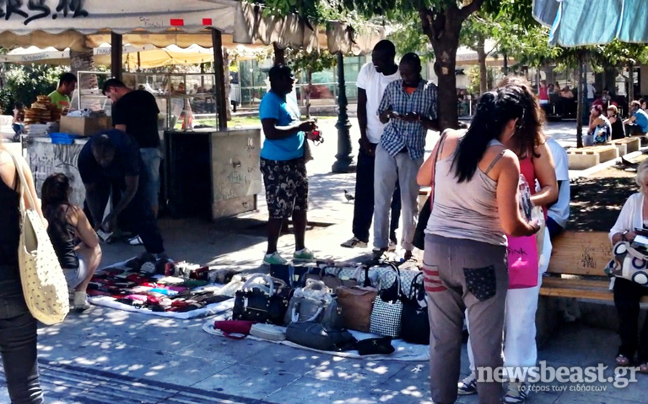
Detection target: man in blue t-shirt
<box><xmin>624</xmin><ymin>100</ymin><xmax>648</xmax><ymax>135</ymax></box>
<box><xmin>259</xmin><ymin>65</ymin><xmax>318</xmax><ymax>265</ymax></box>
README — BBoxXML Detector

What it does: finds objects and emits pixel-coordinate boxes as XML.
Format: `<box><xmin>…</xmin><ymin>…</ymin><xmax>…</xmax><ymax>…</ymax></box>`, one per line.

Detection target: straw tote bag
<box><xmin>9</xmin><ymin>152</ymin><xmax>69</xmax><ymax>325</ymax></box>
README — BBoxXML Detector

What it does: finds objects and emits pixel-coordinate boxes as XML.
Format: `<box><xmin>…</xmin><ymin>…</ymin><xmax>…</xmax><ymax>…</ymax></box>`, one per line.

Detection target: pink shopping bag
<box><xmin>507</xmin><ymin>235</ymin><xmax>539</xmax><ymax>289</ymax></box>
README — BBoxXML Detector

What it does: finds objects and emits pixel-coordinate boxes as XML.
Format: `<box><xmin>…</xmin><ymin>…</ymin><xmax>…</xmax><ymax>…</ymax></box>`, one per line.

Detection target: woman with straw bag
<box><xmin>0</xmin><ymin>142</ymin><xmax>51</xmax><ymax>403</ymax></box>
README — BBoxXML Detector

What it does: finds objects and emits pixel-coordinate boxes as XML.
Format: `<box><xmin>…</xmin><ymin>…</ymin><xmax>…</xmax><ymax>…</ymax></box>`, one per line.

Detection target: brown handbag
<box><xmin>336</xmin><ymin>286</ymin><xmax>377</xmax><ymax>333</ymax></box>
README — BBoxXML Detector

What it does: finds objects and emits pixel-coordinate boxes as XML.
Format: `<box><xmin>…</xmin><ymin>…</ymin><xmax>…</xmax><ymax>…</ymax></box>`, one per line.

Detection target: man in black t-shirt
<box><xmin>78</xmin><ymin>130</ymin><xmax>165</xmax><ymax>257</ymax></box>
<box><xmin>103</xmin><ymin>78</ymin><xmax>162</xmax><ymax>246</ymax></box>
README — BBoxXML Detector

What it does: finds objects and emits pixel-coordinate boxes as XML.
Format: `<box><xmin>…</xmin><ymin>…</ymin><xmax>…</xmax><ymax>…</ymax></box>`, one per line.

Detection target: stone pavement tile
<box><xmin>265</xmin><ymin>376</ymin><xmax>379</xmax><ymax>404</ymax></box>
<box><xmin>177</xmin><ymin>334</ymin><xmax>269</xmax><ymax>364</ymax></box>
<box><xmin>306</xmin><ymin>356</ymin><xmax>409</xmax><ymax>386</ymax></box>
<box><xmin>191</xmin><ymin>363</ymin><xmax>301</xmax><ymax>400</ymax></box>
<box><xmin>381</xmin><ymin>362</ymin><xmax>429</xmax><ymax>395</ymax></box>
<box><xmin>552</xmin><ymin>391</ymin><xmax>643</xmax><ymax>403</ymax></box>
<box><xmin>125</xmin><ymin>354</ymin><xmax>233</xmax><ymax>386</ymax></box>
<box><xmin>237</xmin><ymin>343</ymin><xmax>332</xmax><ymax>374</ymax></box>
<box><xmin>538</xmin><ymin>323</ymin><xmax>618</xmax><ymax>368</ymax></box>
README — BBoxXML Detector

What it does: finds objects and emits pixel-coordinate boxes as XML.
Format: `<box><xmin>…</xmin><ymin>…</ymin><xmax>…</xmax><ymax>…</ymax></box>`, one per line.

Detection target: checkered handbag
<box><xmin>368</xmin><ymin>265</ymin><xmax>419</xmax><ymax>293</ymax></box>
<box><xmin>369</xmin><ymin>264</ymin><xmax>404</xmax><ymax>338</ymax></box>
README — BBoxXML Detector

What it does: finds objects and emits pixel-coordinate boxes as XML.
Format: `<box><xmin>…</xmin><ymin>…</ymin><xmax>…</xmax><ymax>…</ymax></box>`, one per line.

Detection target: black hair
<box><xmin>14</xmin><ymin>102</ymin><xmax>23</xmax><ymax>109</ymax></box>
<box><xmin>268</xmin><ymin>64</ymin><xmax>292</xmax><ymax>84</ymax></box>
<box><xmin>400</xmin><ymin>52</ymin><xmax>421</xmax><ymax>69</ymax></box>
<box><xmin>453</xmin><ymin>86</ymin><xmax>528</xmax><ymax>183</ymax></box>
<box><xmin>59</xmin><ymin>72</ymin><xmax>77</xmax><ymax>86</ymax></box>
<box><xmin>373</xmin><ymin>40</ymin><xmax>396</xmax><ymax>58</ymax></box>
<box><xmin>91</xmin><ymin>134</ymin><xmax>115</xmax><ymax>156</ymax></box>
<box><xmin>42</xmin><ymin>173</ymin><xmax>74</xmax><ymax>243</ymax></box>
<box><xmin>102</xmin><ymin>78</ymin><xmax>127</xmax><ymax>95</ymax></box>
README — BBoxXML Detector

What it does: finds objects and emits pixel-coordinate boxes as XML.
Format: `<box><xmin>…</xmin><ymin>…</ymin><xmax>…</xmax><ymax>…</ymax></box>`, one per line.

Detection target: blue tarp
<box><xmin>533</xmin><ymin>0</ymin><xmax>648</xmax><ymax>46</ymax></box>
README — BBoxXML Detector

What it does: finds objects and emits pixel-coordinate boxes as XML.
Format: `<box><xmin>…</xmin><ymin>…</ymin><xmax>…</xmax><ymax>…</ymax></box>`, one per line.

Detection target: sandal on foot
<box><xmin>640</xmin><ymin>363</ymin><xmax>648</xmax><ymax>373</ymax></box>
<box><xmin>616</xmin><ymin>354</ymin><xmax>631</xmax><ymax>366</ymax></box>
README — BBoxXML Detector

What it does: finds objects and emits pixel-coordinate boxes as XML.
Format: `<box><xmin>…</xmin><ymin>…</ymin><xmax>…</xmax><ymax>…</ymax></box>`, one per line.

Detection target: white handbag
<box><xmin>9</xmin><ymin>152</ymin><xmax>69</xmax><ymax>325</ymax></box>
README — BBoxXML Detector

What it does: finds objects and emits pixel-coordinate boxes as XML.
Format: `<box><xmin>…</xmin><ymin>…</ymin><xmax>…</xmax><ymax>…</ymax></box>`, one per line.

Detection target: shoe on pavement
<box><xmin>504</xmin><ymin>381</ymin><xmax>528</xmax><ymax>404</ymax></box>
<box><xmin>129</xmin><ymin>235</ymin><xmax>143</xmax><ymax>246</ymax></box>
<box><xmin>372</xmin><ymin>248</ymin><xmax>387</xmax><ymax>260</ymax></box>
<box><xmin>293</xmin><ymin>248</ymin><xmax>315</xmax><ymax>262</ymax></box>
<box><xmin>341</xmin><ymin>237</ymin><xmax>368</xmax><ymax>248</ymax></box>
<box><xmin>388</xmin><ymin>240</ymin><xmax>397</xmax><ymax>252</ymax></box>
<box><xmin>457</xmin><ymin>373</ymin><xmax>478</xmax><ymax>395</ymax></box>
<box><xmin>73</xmin><ymin>292</ymin><xmax>91</xmax><ymax>311</ymax></box>
<box><xmin>263</xmin><ymin>252</ymin><xmax>288</xmax><ymax>266</ymax></box>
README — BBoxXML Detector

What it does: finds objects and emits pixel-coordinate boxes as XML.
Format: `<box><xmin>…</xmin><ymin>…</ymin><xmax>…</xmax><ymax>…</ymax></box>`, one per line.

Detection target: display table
<box><xmin>27</xmin><ymin>137</ymin><xmax>88</xmax><ymax>206</ymax></box>
<box><xmin>163</xmin><ymin>128</ymin><xmax>262</xmax><ymax>220</ymax></box>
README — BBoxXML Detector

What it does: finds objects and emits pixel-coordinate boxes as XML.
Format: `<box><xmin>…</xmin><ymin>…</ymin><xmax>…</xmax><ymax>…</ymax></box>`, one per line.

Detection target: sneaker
<box><xmin>504</xmin><ymin>381</ymin><xmax>528</xmax><ymax>404</ymax></box>
<box><xmin>263</xmin><ymin>252</ymin><xmax>288</xmax><ymax>266</ymax></box>
<box><xmin>293</xmin><ymin>248</ymin><xmax>315</xmax><ymax>262</ymax></box>
<box><xmin>372</xmin><ymin>248</ymin><xmax>387</xmax><ymax>260</ymax></box>
<box><xmin>388</xmin><ymin>240</ymin><xmax>397</xmax><ymax>252</ymax></box>
<box><xmin>129</xmin><ymin>235</ymin><xmax>143</xmax><ymax>246</ymax></box>
<box><xmin>341</xmin><ymin>237</ymin><xmax>368</xmax><ymax>249</ymax></box>
<box><xmin>73</xmin><ymin>292</ymin><xmax>91</xmax><ymax>311</ymax></box>
<box><xmin>457</xmin><ymin>373</ymin><xmax>478</xmax><ymax>395</ymax></box>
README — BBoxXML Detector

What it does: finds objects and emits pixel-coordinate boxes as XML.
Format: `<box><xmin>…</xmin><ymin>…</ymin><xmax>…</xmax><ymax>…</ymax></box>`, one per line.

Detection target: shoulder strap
<box><xmin>6</xmin><ymin>150</ymin><xmax>33</xmax><ymax>214</ymax></box>
<box><xmin>484</xmin><ymin>150</ymin><xmax>507</xmax><ymax>176</ymax></box>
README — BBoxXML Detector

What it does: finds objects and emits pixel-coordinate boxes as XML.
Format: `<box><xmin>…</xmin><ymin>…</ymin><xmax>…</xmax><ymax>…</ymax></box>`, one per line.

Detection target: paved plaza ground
<box><xmin>0</xmin><ymin>118</ymin><xmax>642</xmax><ymax>404</ymax></box>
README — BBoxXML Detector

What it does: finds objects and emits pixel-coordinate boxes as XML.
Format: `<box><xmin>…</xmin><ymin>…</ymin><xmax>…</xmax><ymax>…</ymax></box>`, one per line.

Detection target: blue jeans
<box><xmin>0</xmin><ymin>277</ymin><xmax>43</xmax><ymax>404</ymax></box>
<box><xmin>139</xmin><ymin>148</ymin><xmax>162</xmax><ymax>209</ymax></box>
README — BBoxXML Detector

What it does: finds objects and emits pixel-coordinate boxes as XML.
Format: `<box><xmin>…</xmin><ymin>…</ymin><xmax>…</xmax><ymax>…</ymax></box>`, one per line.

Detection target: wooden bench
<box><xmin>609</xmin><ymin>137</ymin><xmax>641</xmax><ymax>155</ymax></box>
<box><xmin>567</xmin><ymin>145</ymin><xmax>619</xmax><ymax>170</ymax></box>
<box><xmin>540</xmin><ymin>231</ymin><xmax>648</xmax><ymax>302</ymax></box>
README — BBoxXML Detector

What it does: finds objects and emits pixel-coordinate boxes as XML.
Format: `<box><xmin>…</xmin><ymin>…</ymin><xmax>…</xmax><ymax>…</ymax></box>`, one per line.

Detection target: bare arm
<box><xmin>73</xmin><ymin>207</ymin><xmax>99</xmax><ymax>249</ymax></box>
<box><xmin>115</xmin><ymin>124</ymin><xmax>127</xmax><ymax>132</ymax></box>
<box><xmin>624</xmin><ymin>115</ymin><xmax>636</xmax><ymax>125</ymax></box>
<box><xmin>112</xmin><ymin>175</ymin><xmax>139</xmax><ymax>217</ymax></box>
<box><xmin>530</xmin><ymin>142</ymin><xmax>559</xmax><ymax>207</ymax></box>
<box><xmin>494</xmin><ymin>152</ymin><xmax>538</xmax><ymax>237</ymax></box>
<box><xmin>19</xmin><ymin>158</ymin><xmax>44</xmax><ymax>221</ymax></box>
<box><xmin>261</xmin><ymin>118</ymin><xmax>314</xmax><ymax>141</ymax></box>
<box><xmin>84</xmin><ymin>182</ymin><xmax>104</xmax><ymax>230</ymax></box>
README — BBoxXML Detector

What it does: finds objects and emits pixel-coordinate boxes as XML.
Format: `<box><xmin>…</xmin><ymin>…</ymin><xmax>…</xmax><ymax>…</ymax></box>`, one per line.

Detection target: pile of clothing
<box><xmin>88</xmin><ymin>256</ymin><xmax>234</xmax><ymax>313</ymax></box>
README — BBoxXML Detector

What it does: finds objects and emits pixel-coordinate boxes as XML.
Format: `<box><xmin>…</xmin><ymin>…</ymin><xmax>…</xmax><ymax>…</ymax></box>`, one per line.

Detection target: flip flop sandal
<box><xmin>616</xmin><ymin>354</ymin><xmax>631</xmax><ymax>366</ymax></box>
<box><xmin>640</xmin><ymin>363</ymin><xmax>648</xmax><ymax>373</ymax></box>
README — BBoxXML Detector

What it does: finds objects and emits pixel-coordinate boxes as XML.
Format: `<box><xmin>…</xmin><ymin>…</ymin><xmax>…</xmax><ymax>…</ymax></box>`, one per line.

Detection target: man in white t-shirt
<box><xmin>341</xmin><ymin>40</ymin><xmax>402</xmax><ymax>249</ymax></box>
<box><xmin>546</xmin><ymin>137</ymin><xmax>570</xmax><ymax>238</ymax></box>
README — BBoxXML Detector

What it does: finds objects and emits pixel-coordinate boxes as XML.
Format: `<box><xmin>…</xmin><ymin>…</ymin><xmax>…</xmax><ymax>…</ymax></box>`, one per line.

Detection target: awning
<box><xmin>533</xmin><ymin>0</ymin><xmax>648</xmax><ymax>46</ymax></box>
<box><xmin>0</xmin><ymin>44</ymin><xmax>156</xmax><ymax>64</ymax></box>
<box><xmin>0</xmin><ymin>0</ymin><xmax>252</xmax><ymax>51</ymax></box>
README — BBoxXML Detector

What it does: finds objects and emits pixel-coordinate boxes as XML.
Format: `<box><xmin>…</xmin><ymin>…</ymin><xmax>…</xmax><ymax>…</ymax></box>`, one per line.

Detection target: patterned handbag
<box><xmin>369</xmin><ymin>264</ymin><xmax>404</xmax><ymax>338</ymax></box>
<box><xmin>10</xmin><ymin>152</ymin><xmax>69</xmax><ymax>325</ymax></box>
<box><xmin>606</xmin><ymin>241</ymin><xmax>648</xmax><ymax>286</ymax></box>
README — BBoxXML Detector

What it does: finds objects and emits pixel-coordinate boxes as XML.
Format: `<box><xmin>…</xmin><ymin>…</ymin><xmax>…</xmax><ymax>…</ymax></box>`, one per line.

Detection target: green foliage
<box><xmin>387</xmin><ymin>14</ymin><xmax>435</xmax><ymax>59</ymax></box>
<box><xmin>286</xmin><ymin>48</ymin><xmax>337</xmax><ymax>75</ymax></box>
<box><xmin>0</xmin><ymin>64</ymin><xmax>65</xmax><ymax>114</ymax></box>
<box><xmin>466</xmin><ymin>64</ymin><xmax>493</xmax><ymax>93</ymax></box>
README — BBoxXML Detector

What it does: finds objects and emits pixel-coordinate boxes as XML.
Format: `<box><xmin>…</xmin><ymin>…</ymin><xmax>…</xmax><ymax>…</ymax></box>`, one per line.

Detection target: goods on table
<box><xmin>24</xmin><ymin>95</ymin><xmax>61</xmax><ymax>131</ymax></box>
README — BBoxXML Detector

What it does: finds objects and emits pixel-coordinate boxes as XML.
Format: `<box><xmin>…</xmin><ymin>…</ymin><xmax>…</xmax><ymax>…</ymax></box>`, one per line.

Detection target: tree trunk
<box><xmin>476</xmin><ymin>38</ymin><xmax>487</xmax><ymax>94</ymax></box>
<box><xmin>419</xmin><ymin>2</ymin><xmax>484</xmax><ymax>131</ymax></box>
<box><xmin>576</xmin><ymin>54</ymin><xmax>585</xmax><ymax>148</ymax></box>
<box><xmin>629</xmin><ymin>62</ymin><xmax>635</xmax><ymax>103</ymax></box>
<box><xmin>70</xmin><ymin>46</ymin><xmax>98</xmax><ymax>109</ymax></box>
<box><xmin>223</xmin><ymin>48</ymin><xmax>232</xmax><ymax>121</ymax></box>
<box><xmin>273</xmin><ymin>43</ymin><xmax>285</xmax><ymax>66</ymax></box>
<box><xmin>305</xmin><ymin>68</ymin><xmax>312</xmax><ymax>118</ymax></box>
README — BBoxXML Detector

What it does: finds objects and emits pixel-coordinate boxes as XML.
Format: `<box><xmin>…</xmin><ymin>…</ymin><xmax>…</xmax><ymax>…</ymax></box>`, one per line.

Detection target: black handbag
<box><xmin>233</xmin><ymin>275</ymin><xmax>292</xmax><ymax>325</ymax></box>
<box><xmin>270</xmin><ymin>264</ymin><xmax>311</xmax><ymax>288</ymax></box>
<box><xmin>413</xmin><ymin>196</ymin><xmax>431</xmax><ymax>250</ymax></box>
<box><xmin>285</xmin><ymin>321</ymin><xmax>357</xmax><ymax>352</ymax></box>
<box><xmin>400</xmin><ymin>272</ymin><xmax>430</xmax><ymax>345</ymax></box>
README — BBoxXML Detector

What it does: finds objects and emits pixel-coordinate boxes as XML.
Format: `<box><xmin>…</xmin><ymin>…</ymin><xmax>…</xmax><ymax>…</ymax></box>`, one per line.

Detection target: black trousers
<box><xmin>85</xmin><ymin>176</ymin><xmax>165</xmax><ymax>254</ymax></box>
<box><xmin>352</xmin><ymin>146</ymin><xmax>401</xmax><ymax>243</ymax></box>
<box><xmin>614</xmin><ymin>277</ymin><xmax>648</xmax><ymax>362</ymax></box>
<box><xmin>0</xmin><ymin>277</ymin><xmax>43</xmax><ymax>404</ymax></box>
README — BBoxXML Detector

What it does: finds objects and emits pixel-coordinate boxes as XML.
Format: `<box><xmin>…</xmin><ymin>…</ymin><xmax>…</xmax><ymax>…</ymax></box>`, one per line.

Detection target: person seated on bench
<box><xmin>609</xmin><ymin>160</ymin><xmax>648</xmax><ymax>371</ymax></box>
<box><xmin>607</xmin><ymin>105</ymin><xmax>626</xmax><ymax>140</ymax></box>
<box><xmin>546</xmin><ymin>137</ymin><xmax>570</xmax><ymax>239</ymax></box>
<box><xmin>588</xmin><ymin>105</ymin><xmax>612</xmax><ymax>145</ymax></box>
<box><xmin>623</xmin><ymin>100</ymin><xmax>648</xmax><ymax>136</ymax></box>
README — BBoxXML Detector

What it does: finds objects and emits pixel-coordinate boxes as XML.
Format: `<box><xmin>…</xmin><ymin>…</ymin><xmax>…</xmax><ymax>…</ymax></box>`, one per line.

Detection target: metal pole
<box><xmin>211</xmin><ymin>28</ymin><xmax>228</xmax><ymax>130</ymax></box>
<box><xmin>111</xmin><ymin>32</ymin><xmax>123</xmax><ymax>80</ymax></box>
<box><xmin>332</xmin><ymin>52</ymin><xmax>353</xmax><ymax>173</ymax></box>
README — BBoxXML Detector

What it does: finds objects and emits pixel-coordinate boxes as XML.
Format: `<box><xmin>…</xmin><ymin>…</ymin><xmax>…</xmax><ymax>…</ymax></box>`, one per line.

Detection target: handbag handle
<box><xmin>303</xmin><ymin>278</ymin><xmax>328</xmax><ymax>291</ymax></box>
<box><xmin>384</xmin><ymin>263</ymin><xmax>402</xmax><ymax>299</ymax></box>
<box><xmin>7</xmin><ymin>151</ymin><xmax>33</xmax><ymax>215</ymax></box>
<box><xmin>407</xmin><ymin>271</ymin><xmax>424</xmax><ymax>300</ymax></box>
<box><xmin>241</xmin><ymin>274</ymin><xmax>274</xmax><ymax>296</ymax></box>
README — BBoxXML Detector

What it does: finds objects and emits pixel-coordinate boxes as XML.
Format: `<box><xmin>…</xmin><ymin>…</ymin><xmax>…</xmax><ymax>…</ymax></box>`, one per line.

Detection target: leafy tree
<box><xmin>0</xmin><ymin>64</ymin><xmax>65</xmax><ymax>114</ymax></box>
<box><xmin>286</xmin><ymin>48</ymin><xmax>337</xmax><ymax>117</ymax></box>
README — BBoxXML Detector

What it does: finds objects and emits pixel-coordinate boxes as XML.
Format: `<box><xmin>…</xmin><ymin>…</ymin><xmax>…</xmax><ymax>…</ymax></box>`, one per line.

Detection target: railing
<box><xmin>235</xmin><ymin>82</ymin><xmax>358</xmax><ymax>108</ymax></box>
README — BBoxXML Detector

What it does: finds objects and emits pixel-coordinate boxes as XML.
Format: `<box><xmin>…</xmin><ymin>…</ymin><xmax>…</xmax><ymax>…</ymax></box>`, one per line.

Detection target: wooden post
<box><xmin>111</xmin><ymin>32</ymin><xmax>123</xmax><ymax>80</ymax></box>
<box><xmin>212</xmin><ymin>29</ymin><xmax>228</xmax><ymax>130</ymax></box>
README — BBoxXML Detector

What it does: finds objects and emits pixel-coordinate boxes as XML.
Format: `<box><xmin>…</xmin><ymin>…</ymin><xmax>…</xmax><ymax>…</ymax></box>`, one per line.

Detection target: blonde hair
<box><xmin>636</xmin><ymin>160</ymin><xmax>648</xmax><ymax>188</ymax></box>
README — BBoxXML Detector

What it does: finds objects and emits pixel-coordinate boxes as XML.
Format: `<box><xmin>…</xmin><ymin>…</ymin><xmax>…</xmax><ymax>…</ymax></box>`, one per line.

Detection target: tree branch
<box><xmin>458</xmin><ymin>0</ymin><xmax>486</xmax><ymax>21</ymax></box>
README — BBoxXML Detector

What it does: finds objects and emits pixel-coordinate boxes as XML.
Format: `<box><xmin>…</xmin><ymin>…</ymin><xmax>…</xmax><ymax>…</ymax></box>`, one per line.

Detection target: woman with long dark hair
<box><xmin>42</xmin><ymin>173</ymin><xmax>101</xmax><ymax>311</ymax></box>
<box><xmin>417</xmin><ymin>84</ymin><xmax>539</xmax><ymax>404</ymax></box>
<box><xmin>0</xmin><ymin>142</ymin><xmax>45</xmax><ymax>402</ymax></box>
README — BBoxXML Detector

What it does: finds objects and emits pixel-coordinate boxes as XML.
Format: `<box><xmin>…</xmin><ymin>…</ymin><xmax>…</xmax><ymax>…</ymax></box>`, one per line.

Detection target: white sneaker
<box><xmin>129</xmin><ymin>235</ymin><xmax>143</xmax><ymax>246</ymax></box>
<box><xmin>504</xmin><ymin>381</ymin><xmax>528</xmax><ymax>404</ymax></box>
<box><xmin>73</xmin><ymin>292</ymin><xmax>91</xmax><ymax>311</ymax></box>
<box><xmin>457</xmin><ymin>373</ymin><xmax>478</xmax><ymax>395</ymax></box>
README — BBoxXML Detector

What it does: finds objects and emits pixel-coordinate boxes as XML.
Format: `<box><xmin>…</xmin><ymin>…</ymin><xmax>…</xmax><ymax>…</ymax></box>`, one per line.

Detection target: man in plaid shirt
<box><xmin>374</xmin><ymin>53</ymin><xmax>438</xmax><ymax>260</ymax></box>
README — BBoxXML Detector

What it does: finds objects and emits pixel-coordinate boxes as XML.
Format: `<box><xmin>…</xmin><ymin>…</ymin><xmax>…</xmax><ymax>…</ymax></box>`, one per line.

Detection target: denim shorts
<box><xmin>140</xmin><ymin>147</ymin><xmax>163</xmax><ymax>208</ymax></box>
<box><xmin>63</xmin><ymin>256</ymin><xmax>89</xmax><ymax>290</ymax></box>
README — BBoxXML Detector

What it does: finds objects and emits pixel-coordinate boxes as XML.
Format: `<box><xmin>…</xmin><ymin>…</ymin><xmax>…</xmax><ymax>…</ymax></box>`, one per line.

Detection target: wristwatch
<box><xmin>622</xmin><ymin>230</ymin><xmax>629</xmax><ymax>241</ymax></box>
